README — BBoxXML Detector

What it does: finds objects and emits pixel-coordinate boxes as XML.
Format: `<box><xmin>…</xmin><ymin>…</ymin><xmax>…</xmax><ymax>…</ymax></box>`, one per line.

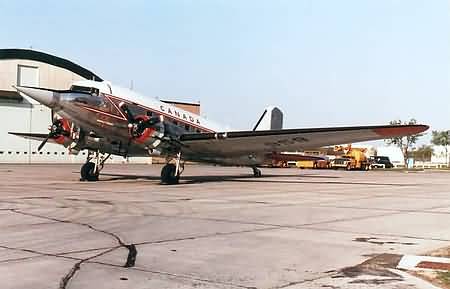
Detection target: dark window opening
<box><xmin>71</xmin><ymin>85</ymin><xmax>98</xmax><ymax>95</ymax></box>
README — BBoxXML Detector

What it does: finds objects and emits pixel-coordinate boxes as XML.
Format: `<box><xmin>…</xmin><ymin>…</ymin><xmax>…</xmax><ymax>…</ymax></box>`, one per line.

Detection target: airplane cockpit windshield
<box><xmin>68</xmin><ymin>85</ymin><xmax>121</xmax><ymax>116</ymax></box>
<box><xmin>70</xmin><ymin>85</ymin><xmax>99</xmax><ymax>95</ymax></box>
<box><xmin>67</xmin><ymin>85</ymin><xmax>102</xmax><ymax>106</ymax></box>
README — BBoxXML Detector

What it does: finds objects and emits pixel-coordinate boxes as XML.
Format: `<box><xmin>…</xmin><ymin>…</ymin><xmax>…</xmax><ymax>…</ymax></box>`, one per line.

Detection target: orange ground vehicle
<box><xmin>296</xmin><ymin>159</ymin><xmax>329</xmax><ymax>169</ymax></box>
<box><xmin>270</xmin><ymin>152</ymin><xmax>328</xmax><ymax>168</ymax></box>
<box><xmin>332</xmin><ymin>145</ymin><xmax>370</xmax><ymax>171</ymax></box>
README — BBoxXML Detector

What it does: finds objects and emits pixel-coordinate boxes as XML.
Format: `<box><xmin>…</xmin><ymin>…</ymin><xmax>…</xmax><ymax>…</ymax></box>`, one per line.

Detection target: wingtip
<box><xmin>374</xmin><ymin>124</ymin><xmax>430</xmax><ymax>137</ymax></box>
<box><xmin>420</xmin><ymin>124</ymin><xmax>430</xmax><ymax>132</ymax></box>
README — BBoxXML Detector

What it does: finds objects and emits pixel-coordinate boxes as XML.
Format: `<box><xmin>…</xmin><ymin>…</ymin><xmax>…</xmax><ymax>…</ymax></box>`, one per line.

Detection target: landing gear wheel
<box><xmin>80</xmin><ymin>162</ymin><xmax>99</xmax><ymax>182</ymax></box>
<box><xmin>252</xmin><ymin>167</ymin><xmax>262</xmax><ymax>178</ymax></box>
<box><xmin>161</xmin><ymin>164</ymin><xmax>180</xmax><ymax>185</ymax></box>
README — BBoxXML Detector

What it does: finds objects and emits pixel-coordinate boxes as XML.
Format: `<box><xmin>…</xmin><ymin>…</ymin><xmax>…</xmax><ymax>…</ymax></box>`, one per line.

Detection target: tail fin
<box><xmin>252</xmin><ymin>106</ymin><xmax>283</xmax><ymax>131</ymax></box>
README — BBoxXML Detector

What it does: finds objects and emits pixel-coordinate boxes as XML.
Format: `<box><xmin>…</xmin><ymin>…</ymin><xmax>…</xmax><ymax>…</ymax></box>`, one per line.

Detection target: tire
<box><xmin>80</xmin><ymin>162</ymin><xmax>99</xmax><ymax>181</ymax></box>
<box><xmin>253</xmin><ymin>168</ymin><xmax>262</xmax><ymax>177</ymax></box>
<box><xmin>346</xmin><ymin>164</ymin><xmax>352</xmax><ymax>171</ymax></box>
<box><xmin>161</xmin><ymin>164</ymin><xmax>179</xmax><ymax>185</ymax></box>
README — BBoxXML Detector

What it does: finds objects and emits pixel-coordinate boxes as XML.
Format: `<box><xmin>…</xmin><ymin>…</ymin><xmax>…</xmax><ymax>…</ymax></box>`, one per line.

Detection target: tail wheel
<box><xmin>161</xmin><ymin>164</ymin><xmax>179</xmax><ymax>185</ymax></box>
<box><xmin>81</xmin><ymin>162</ymin><xmax>99</xmax><ymax>181</ymax></box>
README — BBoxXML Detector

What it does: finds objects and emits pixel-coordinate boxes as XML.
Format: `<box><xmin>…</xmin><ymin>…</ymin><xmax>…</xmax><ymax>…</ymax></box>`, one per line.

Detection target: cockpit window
<box><xmin>71</xmin><ymin>85</ymin><xmax>99</xmax><ymax>95</ymax></box>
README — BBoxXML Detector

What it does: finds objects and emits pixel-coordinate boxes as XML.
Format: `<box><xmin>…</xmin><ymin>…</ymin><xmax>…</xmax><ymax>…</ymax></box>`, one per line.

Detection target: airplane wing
<box><xmin>179</xmin><ymin>124</ymin><xmax>428</xmax><ymax>159</ymax></box>
<box><xmin>8</xmin><ymin>132</ymin><xmax>54</xmax><ymax>143</ymax></box>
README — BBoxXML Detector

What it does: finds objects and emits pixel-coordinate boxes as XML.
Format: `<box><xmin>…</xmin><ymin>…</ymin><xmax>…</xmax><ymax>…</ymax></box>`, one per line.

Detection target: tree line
<box><xmin>386</xmin><ymin>119</ymin><xmax>449</xmax><ymax>166</ymax></box>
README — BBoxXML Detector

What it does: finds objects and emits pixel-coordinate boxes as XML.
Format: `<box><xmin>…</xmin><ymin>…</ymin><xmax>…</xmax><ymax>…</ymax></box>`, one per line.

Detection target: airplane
<box><xmin>9</xmin><ymin>80</ymin><xmax>428</xmax><ymax>184</ymax></box>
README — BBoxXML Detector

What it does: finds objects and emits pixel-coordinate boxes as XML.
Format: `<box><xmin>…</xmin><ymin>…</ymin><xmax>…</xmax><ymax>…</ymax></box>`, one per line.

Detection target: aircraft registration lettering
<box><xmin>159</xmin><ymin>104</ymin><xmax>201</xmax><ymax>125</ymax></box>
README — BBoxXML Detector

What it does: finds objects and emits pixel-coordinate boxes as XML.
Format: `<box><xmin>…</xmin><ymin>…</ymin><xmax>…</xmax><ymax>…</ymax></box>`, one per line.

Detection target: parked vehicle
<box><xmin>369</xmin><ymin>156</ymin><xmax>394</xmax><ymax>169</ymax></box>
<box><xmin>296</xmin><ymin>158</ymin><xmax>329</xmax><ymax>169</ymax></box>
<box><xmin>332</xmin><ymin>145</ymin><xmax>370</xmax><ymax>171</ymax></box>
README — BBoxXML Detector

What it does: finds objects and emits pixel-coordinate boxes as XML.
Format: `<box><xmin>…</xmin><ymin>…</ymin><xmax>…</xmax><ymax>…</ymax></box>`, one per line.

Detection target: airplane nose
<box><xmin>14</xmin><ymin>86</ymin><xmax>59</xmax><ymax>108</ymax></box>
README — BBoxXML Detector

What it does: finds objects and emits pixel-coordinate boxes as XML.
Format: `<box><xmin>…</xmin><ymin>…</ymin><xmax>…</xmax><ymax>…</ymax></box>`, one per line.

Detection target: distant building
<box><xmin>161</xmin><ymin>100</ymin><xmax>200</xmax><ymax>115</ymax></box>
<box><xmin>430</xmin><ymin>146</ymin><xmax>450</xmax><ymax>165</ymax></box>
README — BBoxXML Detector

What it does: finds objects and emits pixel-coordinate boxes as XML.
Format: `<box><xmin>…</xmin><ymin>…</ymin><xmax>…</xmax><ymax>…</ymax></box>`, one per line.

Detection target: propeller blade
<box><xmin>37</xmin><ymin>119</ymin><xmax>69</xmax><ymax>151</ymax></box>
<box><xmin>37</xmin><ymin>133</ymin><xmax>52</xmax><ymax>151</ymax></box>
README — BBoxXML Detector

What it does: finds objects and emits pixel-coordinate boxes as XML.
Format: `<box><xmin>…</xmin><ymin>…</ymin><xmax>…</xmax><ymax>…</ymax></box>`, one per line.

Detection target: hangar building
<box><xmin>0</xmin><ymin>49</ymin><xmax>199</xmax><ymax>163</ymax></box>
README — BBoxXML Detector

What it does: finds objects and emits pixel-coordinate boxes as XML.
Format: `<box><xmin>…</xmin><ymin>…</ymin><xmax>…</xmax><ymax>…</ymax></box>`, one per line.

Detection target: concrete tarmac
<box><xmin>1</xmin><ymin>164</ymin><xmax>449</xmax><ymax>289</ymax></box>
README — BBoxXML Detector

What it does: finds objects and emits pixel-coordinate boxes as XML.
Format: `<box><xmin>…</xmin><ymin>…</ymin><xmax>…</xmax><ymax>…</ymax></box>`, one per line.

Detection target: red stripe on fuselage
<box><xmin>77</xmin><ymin>104</ymin><xmax>128</xmax><ymax>121</ymax></box>
<box><xmin>105</xmin><ymin>93</ymin><xmax>216</xmax><ymax>133</ymax></box>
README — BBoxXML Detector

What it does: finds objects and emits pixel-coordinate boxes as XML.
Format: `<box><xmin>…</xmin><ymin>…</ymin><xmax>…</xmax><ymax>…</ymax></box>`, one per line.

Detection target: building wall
<box><xmin>0</xmin><ymin>58</ymin><xmax>86</xmax><ymax>163</ymax></box>
<box><xmin>0</xmin><ymin>59</ymin><xmax>85</xmax><ymax>91</ymax></box>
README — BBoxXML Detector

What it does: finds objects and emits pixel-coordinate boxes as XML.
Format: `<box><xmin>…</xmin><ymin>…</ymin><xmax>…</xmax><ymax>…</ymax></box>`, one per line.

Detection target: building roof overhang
<box><xmin>0</xmin><ymin>48</ymin><xmax>102</xmax><ymax>81</ymax></box>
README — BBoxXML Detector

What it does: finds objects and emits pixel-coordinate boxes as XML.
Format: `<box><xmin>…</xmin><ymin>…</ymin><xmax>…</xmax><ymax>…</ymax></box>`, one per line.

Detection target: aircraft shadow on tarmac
<box><xmin>91</xmin><ymin>172</ymin><xmax>413</xmax><ymax>187</ymax></box>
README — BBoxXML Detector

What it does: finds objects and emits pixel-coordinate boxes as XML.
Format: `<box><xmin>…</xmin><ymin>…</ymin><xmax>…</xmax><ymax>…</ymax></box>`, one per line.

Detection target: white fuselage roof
<box><xmin>73</xmin><ymin>80</ymin><xmax>226</xmax><ymax>133</ymax></box>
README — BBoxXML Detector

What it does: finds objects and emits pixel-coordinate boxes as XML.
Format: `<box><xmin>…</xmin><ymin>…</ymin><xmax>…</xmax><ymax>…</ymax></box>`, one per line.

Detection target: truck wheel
<box><xmin>346</xmin><ymin>164</ymin><xmax>352</xmax><ymax>171</ymax></box>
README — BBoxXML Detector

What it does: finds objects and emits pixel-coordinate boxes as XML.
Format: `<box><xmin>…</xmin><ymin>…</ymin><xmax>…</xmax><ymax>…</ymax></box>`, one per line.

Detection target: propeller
<box><xmin>118</xmin><ymin>102</ymin><xmax>162</xmax><ymax>138</ymax></box>
<box><xmin>37</xmin><ymin>119</ymin><xmax>70</xmax><ymax>151</ymax></box>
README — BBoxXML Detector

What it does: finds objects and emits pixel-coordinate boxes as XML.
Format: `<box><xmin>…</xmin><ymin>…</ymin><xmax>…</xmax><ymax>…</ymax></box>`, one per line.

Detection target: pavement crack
<box><xmin>124</xmin><ymin>244</ymin><xmax>137</xmax><ymax>267</ymax></box>
<box><xmin>10</xmin><ymin>209</ymin><xmax>138</xmax><ymax>268</ymax></box>
<box><xmin>59</xmin><ymin>247</ymin><xmax>117</xmax><ymax>289</ymax></box>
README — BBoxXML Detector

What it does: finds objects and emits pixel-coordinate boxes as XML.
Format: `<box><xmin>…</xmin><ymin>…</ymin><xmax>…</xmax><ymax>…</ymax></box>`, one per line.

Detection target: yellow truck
<box><xmin>296</xmin><ymin>159</ymin><xmax>329</xmax><ymax>169</ymax></box>
<box><xmin>331</xmin><ymin>145</ymin><xmax>370</xmax><ymax>171</ymax></box>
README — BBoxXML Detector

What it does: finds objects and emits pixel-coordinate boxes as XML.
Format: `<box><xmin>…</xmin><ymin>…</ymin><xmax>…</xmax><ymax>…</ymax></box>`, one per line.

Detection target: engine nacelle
<box><xmin>128</xmin><ymin>115</ymin><xmax>165</xmax><ymax>149</ymax></box>
<box><xmin>51</xmin><ymin>117</ymin><xmax>72</xmax><ymax>146</ymax></box>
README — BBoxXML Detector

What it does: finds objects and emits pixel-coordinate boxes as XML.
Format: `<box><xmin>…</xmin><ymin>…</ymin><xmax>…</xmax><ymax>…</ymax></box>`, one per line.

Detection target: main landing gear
<box><xmin>161</xmin><ymin>152</ymin><xmax>184</xmax><ymax>185</ymax></box>
<box><xmin>80</xmin><ymin>151</ymin><xmax>111</xmax><ymax>182</ymax></box>
<box><xmin>252</xmin><ymin>166</ymin><xmax>262</xmax><ymax>177</ymax></box>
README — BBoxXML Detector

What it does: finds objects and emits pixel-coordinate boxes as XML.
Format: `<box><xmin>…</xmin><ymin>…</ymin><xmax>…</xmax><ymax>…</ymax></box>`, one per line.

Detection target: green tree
<box><xmin>385</xmin><ymin>119</ymin><xmax>425</xmax><ymax>166</ymax></box>
<box><xmin>431</xmin><ymin>130</ymin><xmax>450</xmax><ymax>166</ymax></box>
<box><xmin>410</xmin><ymin>145</ymin><xmax>434</xmax><ymax>162</ymax></box>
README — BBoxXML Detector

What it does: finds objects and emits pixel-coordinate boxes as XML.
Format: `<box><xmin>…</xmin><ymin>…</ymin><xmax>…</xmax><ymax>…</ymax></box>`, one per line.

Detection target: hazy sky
<box><xmin>1</xmin><ymin>0</ymin><xmax>449</xmax><ymax>134</ymax></box>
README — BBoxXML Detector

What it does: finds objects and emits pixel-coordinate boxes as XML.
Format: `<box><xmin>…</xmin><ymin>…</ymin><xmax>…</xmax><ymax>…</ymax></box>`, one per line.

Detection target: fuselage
<box><xmin>48</xmin><ymin>80</ymin><xmax>226</xmax><ymax>157</ymax></box>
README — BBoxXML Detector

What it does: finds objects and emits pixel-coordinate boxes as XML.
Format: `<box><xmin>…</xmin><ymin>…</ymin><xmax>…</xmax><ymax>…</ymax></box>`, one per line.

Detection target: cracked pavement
<box><xmin>1</xmin><ymin>164</ymin><xmax>449</xmax><ymax>289</ymax></box>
